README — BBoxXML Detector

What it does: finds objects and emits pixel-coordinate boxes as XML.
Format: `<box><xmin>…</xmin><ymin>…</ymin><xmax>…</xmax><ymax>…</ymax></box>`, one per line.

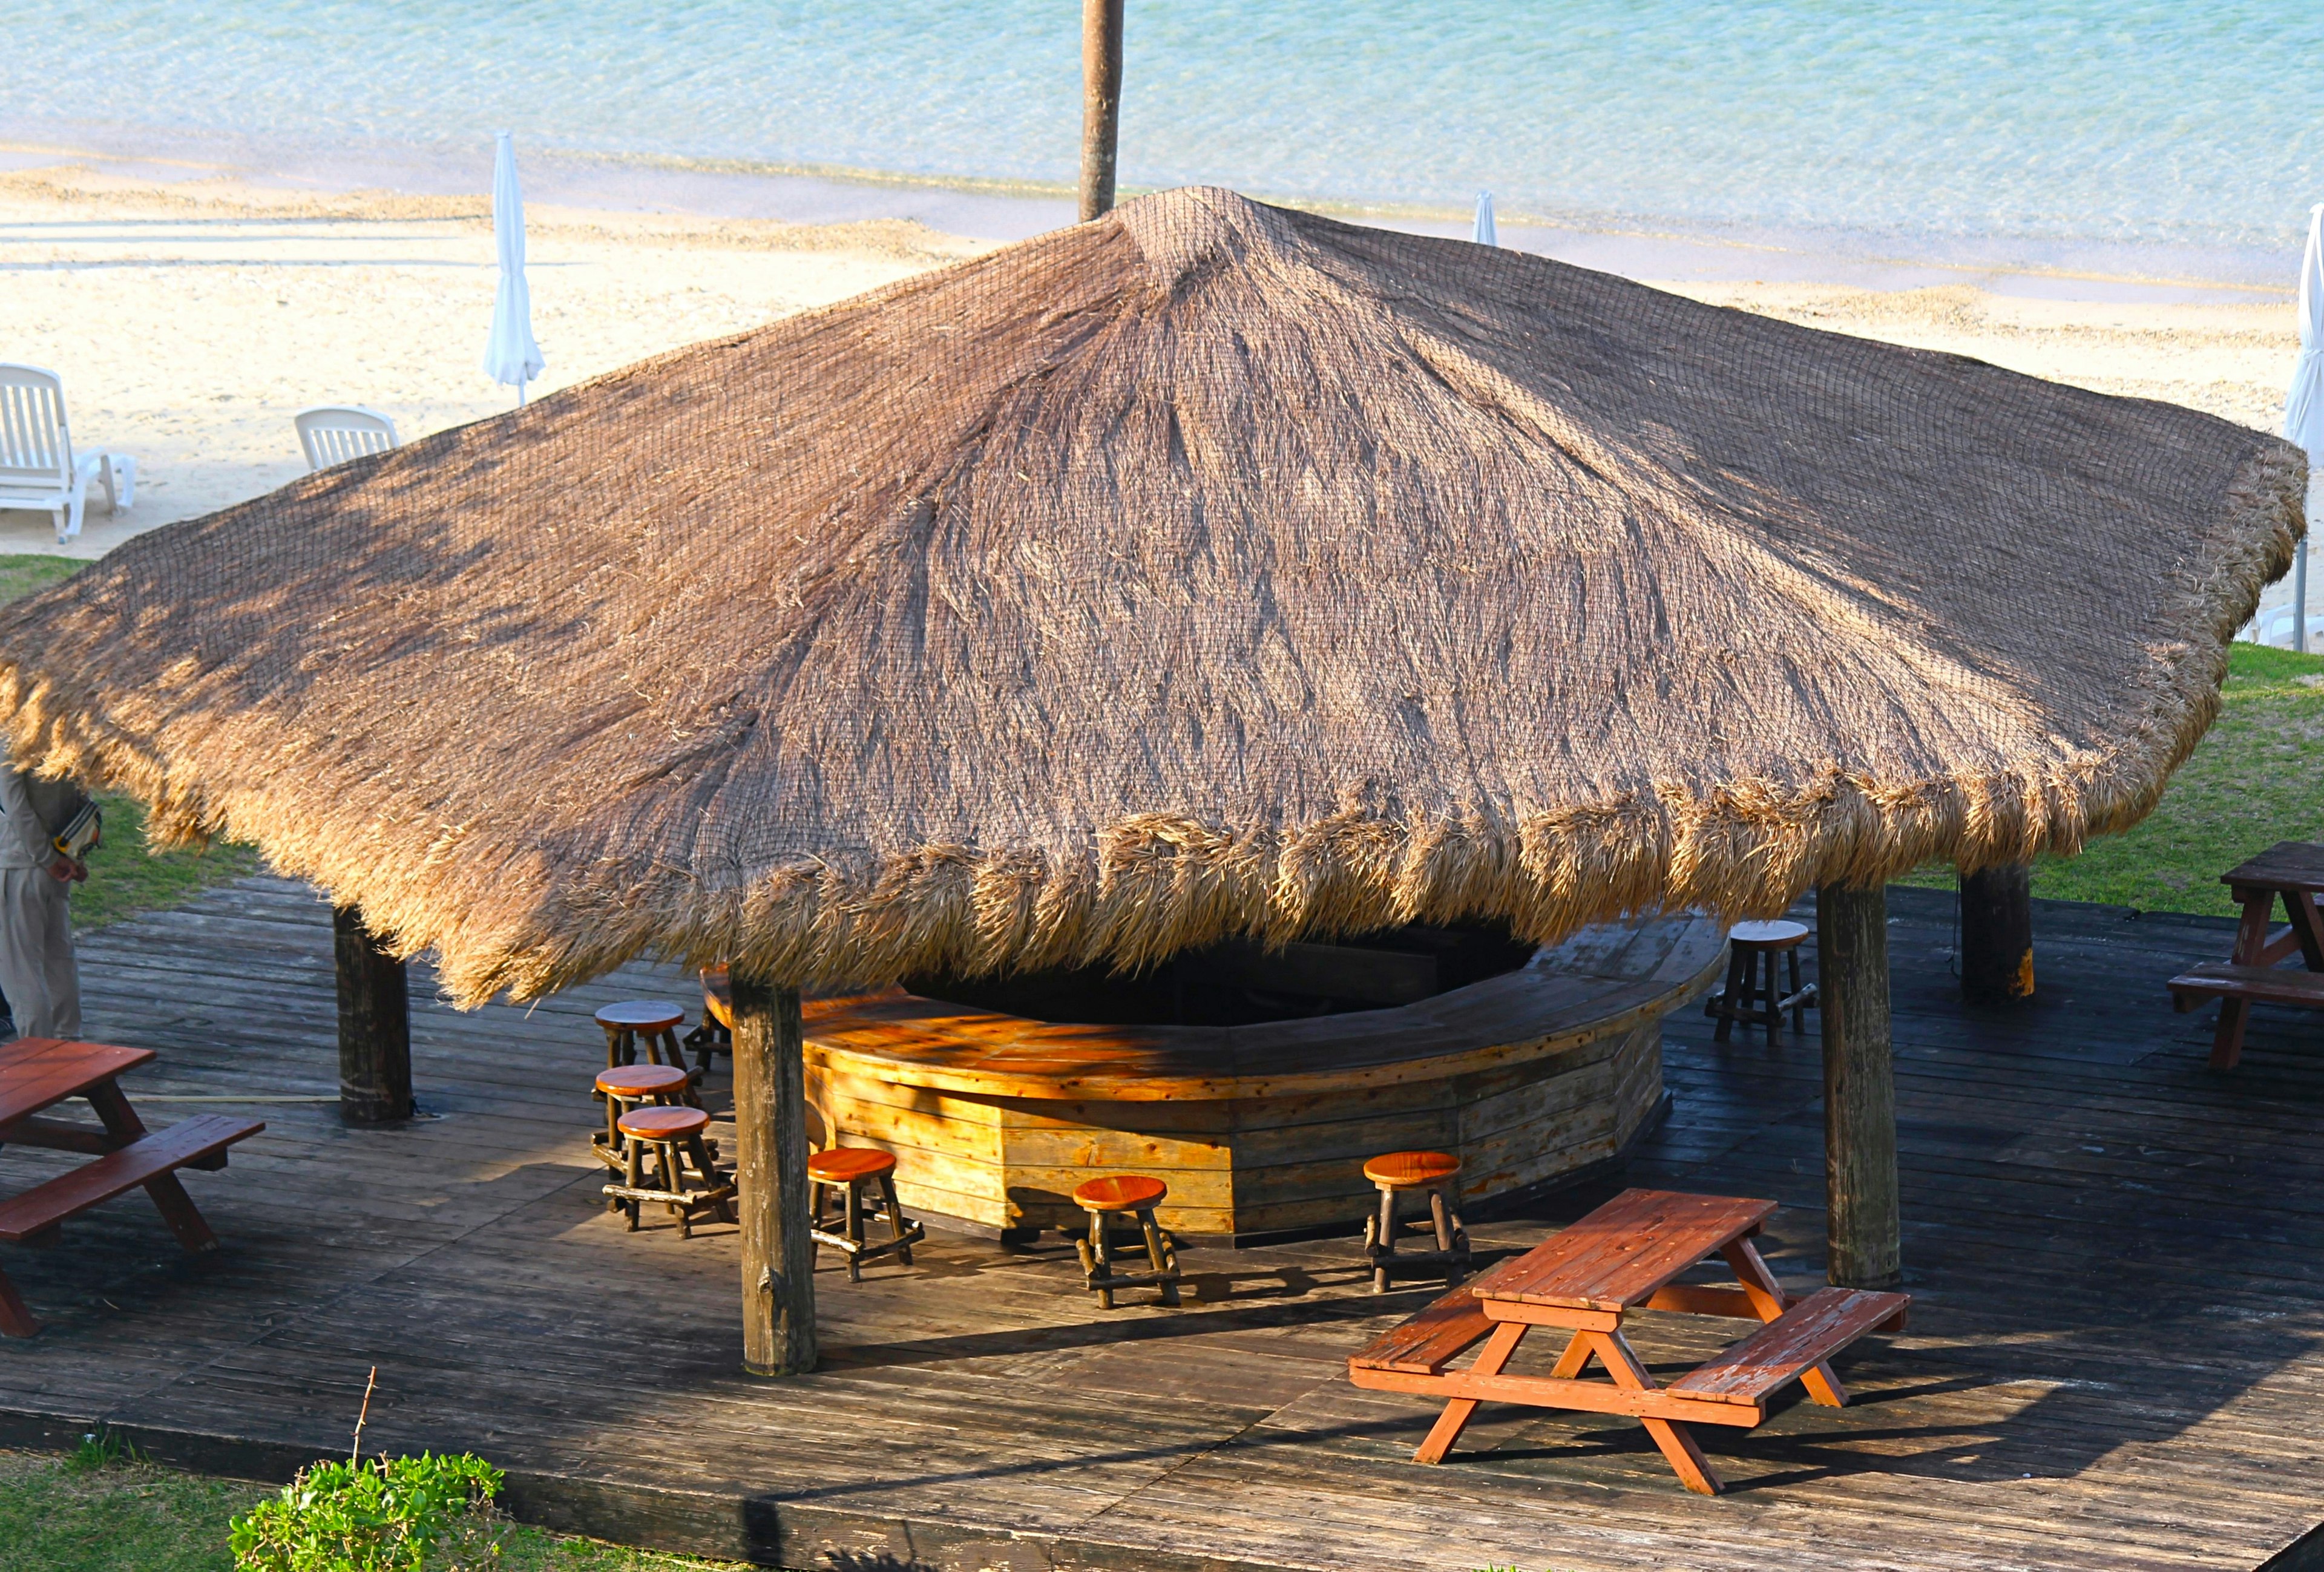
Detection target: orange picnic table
<box><xmin>0</xmin><ymin>1037</ymin><xmax>263</xmax><ymax>1336</ymax></box>
<box><xmin>1348</xmin><ymin>1188</ymin><xmax>1908</xmax><ymax>1494</ymax></box>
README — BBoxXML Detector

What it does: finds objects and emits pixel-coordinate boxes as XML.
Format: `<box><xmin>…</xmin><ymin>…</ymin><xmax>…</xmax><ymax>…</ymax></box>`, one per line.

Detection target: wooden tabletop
<box><xmin>2221</xmin><ymin>841</ymin><xmax>2324</xmax><ymax>894</ymax></box>
<box><xmin>0</xmin><ymin>1038</ymin><xmax>153</xmax><ymax>1128</ymax></box>
<box><xmin>1470</xmin><ymin>1188</ymin><xmax>1776</xmax><ymax>1314</ymax></box>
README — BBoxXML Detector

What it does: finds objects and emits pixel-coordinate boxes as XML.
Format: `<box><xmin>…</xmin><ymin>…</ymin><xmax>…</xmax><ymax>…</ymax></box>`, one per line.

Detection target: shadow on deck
<box><xmin>1</xmin><ymin>878</ymin><xmax>2321</xmax><ymax>1571</ymax></box>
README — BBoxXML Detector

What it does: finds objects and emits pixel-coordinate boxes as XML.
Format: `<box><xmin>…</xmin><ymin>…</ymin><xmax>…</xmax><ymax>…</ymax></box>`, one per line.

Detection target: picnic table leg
<box><xmin>1587</xmin><ymin>1329</ymin><xmax>1722</xmax><ymax>1496</ymax></box>
<box><xmin>2288</xmin><ymin>892</ymin><xmax>2324</xmax><ymax>971</ymax></box>
<box><xmin>1721</xmin><ymin>1238</ymin><xmax>1846</xmax><ymax>1407</ymax></box>
<box><xmin>82</xmin><ymin>1081</ymin><xmax>223</xmax><ymax>1254</ymax></box>
<box><xmin>0</xmin><ymin>1265</ymin><xmax>36</xmax><ymax>1337</ymax></box>
<box><xmin>1413</xmin><ymin>1320</ymin><xmax>1525</xmax><ymax>1464</ymax></box>
<box><xmin>2213</xmin><ymin>889</ymin><xmax>2277</xmax><ymax>1070</ymax></box>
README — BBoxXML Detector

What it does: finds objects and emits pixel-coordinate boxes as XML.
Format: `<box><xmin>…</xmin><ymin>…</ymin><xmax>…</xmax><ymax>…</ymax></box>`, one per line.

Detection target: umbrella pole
<box><xmin>333</xmin><ymin>906</ymin><xmax>412</xmax><ymax>1124</ymax></box>
<box><xmin>2297</xmin><ymin>540</ymin><xmax>2309</xmax><ymax>653</ymax></box>
<box><xmin>1817</xmin><ymin>882</ymin><xmax>1902</xmax><ymax>1290</ymax></box>
<box><xmin>731</xmin><ymin>974</ymin><xmax>818</xmax><ymax>1375</ymax></box>
<box><xmin>1078</xmin><ymin>0</ymin><xmax>1124</xmax><ymax>221</ymax></box>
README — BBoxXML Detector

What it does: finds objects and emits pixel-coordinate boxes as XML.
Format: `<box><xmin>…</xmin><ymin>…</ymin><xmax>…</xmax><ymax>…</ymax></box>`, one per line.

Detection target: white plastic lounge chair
<box><xmin>2257</xmin><ymin>605</ymin><xmax>2324</xmax><ymax>649</ymax></box>
<box><xmin>295</xmin><ymin>405</ymin><xmax>399</xmax><ymax>471</ymax></box>
<box><xmin>0</xmin><ymin>364</ymin><xmax>134</xmax><ymax>545</ymax></box>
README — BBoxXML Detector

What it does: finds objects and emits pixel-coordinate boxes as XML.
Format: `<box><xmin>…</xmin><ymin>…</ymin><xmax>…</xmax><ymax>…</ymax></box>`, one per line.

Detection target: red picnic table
<box><xmin>1348</xmin><ymin>1188</ymin><xmax>1908</xmax><ymax>1494</ymax></box>
<box><xmin>2168</xmin><ymin>841</ymin><xmax>2324</xmax><ymax>1069</ymax></box>
<box><xmin>0</xmin><ymin>1037</ymin><xmax>263</xmax><ymax>1336</ymax></box>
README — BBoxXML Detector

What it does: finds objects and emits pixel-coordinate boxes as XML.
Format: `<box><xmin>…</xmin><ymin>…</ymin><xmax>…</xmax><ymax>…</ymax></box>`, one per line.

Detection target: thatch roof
<box><xmin>0</xmin><ymin>188</ymin><xmax>2302</xmax><ymax>1003</ymax></box>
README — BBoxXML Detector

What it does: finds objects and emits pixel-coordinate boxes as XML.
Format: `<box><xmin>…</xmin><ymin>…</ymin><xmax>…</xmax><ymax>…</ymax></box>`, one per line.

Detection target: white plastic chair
<box><xmin>0</xmin><ymin>364</ymin><xmax>134</xmax><ymax>545</ymax></box>
<box><xmin>295</xmin><ymin>405</ymin><xmax>399</xmax><ymax>471</ymax></box>
<box><xmin>2257</xmin><ymin>605</ymin><xmax>2324</xmax><ymax>650</ymax></box>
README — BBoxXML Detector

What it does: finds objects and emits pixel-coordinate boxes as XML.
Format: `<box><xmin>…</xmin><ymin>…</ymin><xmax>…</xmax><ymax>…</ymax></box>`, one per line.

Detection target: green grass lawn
<box><xmin>1902</xmin><ymin>641</ymin><xmax>2324</xmax><ymax>915</ymax></box>
<box><xmin>0</xmin><ymin>555</ymin><xmax>263</xmax><ymax>931</ymax></box>
<box><xmin>0</xmin><ymin>1447</ymin><xmax>747</xmax><ymax>1572</ymax></box>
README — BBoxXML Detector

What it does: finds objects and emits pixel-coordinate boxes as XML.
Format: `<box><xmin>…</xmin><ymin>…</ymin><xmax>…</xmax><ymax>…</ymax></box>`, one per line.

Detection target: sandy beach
<box><xmin>0</xmin><ymin>159</ymin><xmax>980</xmax><ymax>555</ymax></box>
<box><xmin>1</xmin><ymin>152</ymin><xmax>2305</xmax><ymax>615</ymax></box>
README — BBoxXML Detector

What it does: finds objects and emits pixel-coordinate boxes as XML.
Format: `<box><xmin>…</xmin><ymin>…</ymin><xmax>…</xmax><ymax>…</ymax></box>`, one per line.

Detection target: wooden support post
<box><xmin>1816</xmin><ymin>883</ymin><xmax>1901</xmax><ymax>1291</ymax></box>
<box><xmin>731</xmin><ymin>975</ymin><xmax>817</xmax><ymax>1377</ymax></box>
<box><xmin>333</xmin><ymin>906</ymin><xmax>410</xmax><ymax>1124</ymax></box>
<box><xmin>1959</xmin><ymin>862</ymin><xmax>2035</xmax><ymax>1006</ymax></box>
<box><xmin>1078</xmin><ymin>0</ymin><xmax>1125</xmax><ymax>221</ymax></box>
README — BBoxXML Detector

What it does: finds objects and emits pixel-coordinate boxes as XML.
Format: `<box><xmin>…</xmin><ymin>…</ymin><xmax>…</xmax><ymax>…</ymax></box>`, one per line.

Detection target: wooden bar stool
<box><xmin>591</xmin><ymin>1062</ymin><xmax>695</xmax><ymax>1172</ymax></box>
<box><xmin>1704</xmin><ymin>919</ymin><xmax>1816</xmax><ymax>1041</ymax></box>
<box><xmin>603</xmin><ymin>1105</ymin><xmax>735</xmax><ymax>1237</ymax></box>
<box><xmin>1071</xmin><ymin>1175</ymin><xmax>1180</xmax><ymax>1309</ymax></box>
<box><xmin>807</xmin><ymin>1147</ymin><xmax>925</xmax><ymax>1282</ymax></box>
<box><xmin>594</xmin><ymin>1001</ymin><xmax>702</xmax><ymax>1105</ymax></box>
<box><xmin>1362</xmin><ymin>1150</ymin><xmax>1470</xmax><ymax>1292</ymax></box>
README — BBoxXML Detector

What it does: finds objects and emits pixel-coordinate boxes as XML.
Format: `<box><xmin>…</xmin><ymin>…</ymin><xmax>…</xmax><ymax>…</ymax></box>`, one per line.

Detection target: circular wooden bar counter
<box><xmin>724</xmin><ymin>914</ymin><xmax>1724</xmax><ymax>1241</ymax></box>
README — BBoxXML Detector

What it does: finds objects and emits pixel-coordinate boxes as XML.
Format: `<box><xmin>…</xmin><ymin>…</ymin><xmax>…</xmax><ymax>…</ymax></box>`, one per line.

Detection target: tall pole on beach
<box><xmin>1079</xmin><ymin>0</ymin><xmax>1125</xmax><ymax>220</ymax></box>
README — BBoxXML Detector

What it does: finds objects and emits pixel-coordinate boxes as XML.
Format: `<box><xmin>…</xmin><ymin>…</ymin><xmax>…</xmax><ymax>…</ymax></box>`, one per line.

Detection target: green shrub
<box><xmin>229</xmin><ymin>1452</ymin><xmax>508</xmax><ymax>1571</ymax></box>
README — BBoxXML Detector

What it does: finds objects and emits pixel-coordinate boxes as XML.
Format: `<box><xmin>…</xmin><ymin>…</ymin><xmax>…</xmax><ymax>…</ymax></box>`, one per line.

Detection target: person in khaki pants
<box><xmin>0</xmin><ymin>765</ymin><xmax>84</xmax><ymax>1040</ymax></box>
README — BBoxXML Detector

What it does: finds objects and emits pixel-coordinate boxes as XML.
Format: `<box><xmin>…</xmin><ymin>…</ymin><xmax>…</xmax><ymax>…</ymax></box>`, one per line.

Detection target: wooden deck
<box><xmin>2</xmin><ymin>877</ymin><xmax>2322</xmax><ymax>1570</ymax></box>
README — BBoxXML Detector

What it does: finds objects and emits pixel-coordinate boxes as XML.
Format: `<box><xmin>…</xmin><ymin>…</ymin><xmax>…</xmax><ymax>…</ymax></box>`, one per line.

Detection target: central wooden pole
<box><xmin>1816</xmin><ymin>883</ymin><xmax>1901</xmax><ymax>1290</ymax></box>
<box><xmin>333</xmin><ymin>906</ymin><xmax>411</xmax><ymax>1124</ymax></box>
<box><xmin>1078</xmin><ymin>0</ymin><xmax>1125</xmax><ymax>220</ymax></box>
<box><xmin>731</xmin><ymin>975</ymin><xmax>817</xmax><ymax>1376</ymax></box>
<box><xmin>1958</xmin><ymin>862</ymin><xmax>2035</xmax><ymax>1006</ymax></box>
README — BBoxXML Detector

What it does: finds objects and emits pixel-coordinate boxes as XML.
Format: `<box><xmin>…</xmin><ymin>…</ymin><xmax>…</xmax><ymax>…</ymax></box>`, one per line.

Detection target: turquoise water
<box><xmin>7</xmin><ymin>2</ymin><xmax>2323</xmax><ymax>258</ymax></box>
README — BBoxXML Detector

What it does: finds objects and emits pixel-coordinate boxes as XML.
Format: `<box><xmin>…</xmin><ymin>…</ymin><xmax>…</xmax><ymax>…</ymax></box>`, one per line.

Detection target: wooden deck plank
<box><xmin>0</xmin><ymin>879</ymin><xmax>2313</xmax><ymax>1568</ymax></box>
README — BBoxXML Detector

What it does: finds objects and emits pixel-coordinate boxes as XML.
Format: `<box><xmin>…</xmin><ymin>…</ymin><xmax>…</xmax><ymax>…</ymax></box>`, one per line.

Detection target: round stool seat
<box><xmin>1074</xmin><ymin>1174</ymin><xmax>1168</xmax><ymax>1212</ymax></box>
<box><xmin>618</xmin><ymin>1104</ymin><xmax>710</xmax><ymax>1141</ymax></box>
<box><xmin>1729</xmin><ymin>919</ymin><xmax>1809</xmax><ymax>949</ymax></box>
<box><xmin>809</xmin><ymin>1147</ymin><xmax>898</xmax><ymax>1184</ymax></box>
<box><xmin>1364</xmin><ymin>1150</ymin><xmax>1461</xmax><ymax>1190</ymax></box>
<box><xmin>596</xmin><ymin>1062</ymin><xmax>691</xmax><ymax>1099</ymax></box>
<box><xmin>596</xmin><ymin>1000</ymin><xmax>687</xmax><ymax>1033</ymax></box>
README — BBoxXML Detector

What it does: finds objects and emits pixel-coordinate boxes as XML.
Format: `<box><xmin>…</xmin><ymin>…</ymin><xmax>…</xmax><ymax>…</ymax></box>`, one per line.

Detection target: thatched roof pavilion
<box><xmin>0</xmin><ymin>187</ymin><xmax>2301</xmax><ymax>1371</ymax></box>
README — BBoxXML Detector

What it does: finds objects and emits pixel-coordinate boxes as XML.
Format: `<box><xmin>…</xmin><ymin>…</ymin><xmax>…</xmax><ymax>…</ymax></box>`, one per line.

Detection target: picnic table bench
<box><xmin>2167</xmin><ymin>841</ymin><xmax>2324</xmax><ymax>1069</ymax></box>
<box><xmin>1348</xmin><ymin>1188</ymin><xmax>1907</xmax><ymax>1494</ymax></box>
<box><xmin>0</xmin><ymin>1037</ymin><xmax>262</xmax><ymax>1336</ymax></box>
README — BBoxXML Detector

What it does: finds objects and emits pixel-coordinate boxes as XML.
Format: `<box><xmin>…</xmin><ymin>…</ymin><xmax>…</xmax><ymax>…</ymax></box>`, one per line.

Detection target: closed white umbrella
<box><xmin>2279</xmin><ymin>206</ymin><xmax>2324</xmax><ymax>650</ymax></box>
<box><xmin>482</xmin><ymin>131</ymin><xmax>545</xmax><ymax>407</ymax></box>
<box><xmin>1472</xmin><ymin>191</ymin><xmax>1497</xmax><ymax>247</ymax></box>
<box><xmin>2286</xmin><ymin>205</ymin><xmax>2324</xmax><ymax>651</ymax></box>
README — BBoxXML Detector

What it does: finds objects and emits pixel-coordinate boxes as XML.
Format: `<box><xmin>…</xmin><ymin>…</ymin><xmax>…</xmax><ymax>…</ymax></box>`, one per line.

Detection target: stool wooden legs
<box><xmin>809</xmin><ymin>1170</ymin><xmax>925</xmax><ymax>1282</ymax></box>
<box><xmin>608</xmin><ymin>1130</ymin><xmax>735</xmax><ymax>1239</ymax></box>
<box><xmin>1076</xmin><ymin>1205</ymin><xmax>1180</xmax><ymax>1309</ymax></box>
<box><xmin>1365</xmin><ymin>1181</ymin><xmax>1469</xmax><ymax>1292</ymax></box>
<box><xmin>681</xmin><ymin>1018</ymin><xmax>730</xmax><ymax>1076</ymax></box>
<box><xmin>1707</xmin><ymin>945</ymin><xmax>1816</xmax><ymax>1041</ymax></box>
<box><xmin>601</xmin><ymin>1022</ymin><xmax>703</xmax><ymax>1104</ymax></box>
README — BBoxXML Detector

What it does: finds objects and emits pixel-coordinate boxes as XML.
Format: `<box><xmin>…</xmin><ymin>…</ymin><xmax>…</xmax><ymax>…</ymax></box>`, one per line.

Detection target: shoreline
<box><xmin>4</xmin><ymin>120</ymin><xmax>2297</xmax><ymax>307</ymax></box>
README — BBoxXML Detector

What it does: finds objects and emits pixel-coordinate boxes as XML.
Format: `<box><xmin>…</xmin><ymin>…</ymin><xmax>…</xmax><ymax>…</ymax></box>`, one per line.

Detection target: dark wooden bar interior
<box><xmin>3</xmin><ymin>874</ymin><xmax>2320</xmax><ymax>1571</ymax></box>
